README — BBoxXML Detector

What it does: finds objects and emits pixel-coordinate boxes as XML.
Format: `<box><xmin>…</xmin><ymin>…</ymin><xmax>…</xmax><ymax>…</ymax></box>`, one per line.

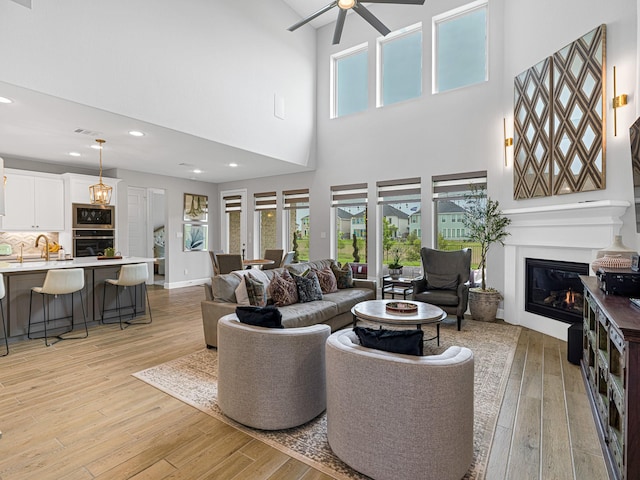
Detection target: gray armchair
<box><xmin>412</xmin><ymin>247</ymin><xmax>472</xmax><ymax>331</ymax></box>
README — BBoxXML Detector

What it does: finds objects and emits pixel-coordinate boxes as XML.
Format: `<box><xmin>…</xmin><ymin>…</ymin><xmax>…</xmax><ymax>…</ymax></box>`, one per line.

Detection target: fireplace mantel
<box><xmin>502</xmin><ymin>200</ymin><xmax>631</xmax><ymax>340</ymax></box>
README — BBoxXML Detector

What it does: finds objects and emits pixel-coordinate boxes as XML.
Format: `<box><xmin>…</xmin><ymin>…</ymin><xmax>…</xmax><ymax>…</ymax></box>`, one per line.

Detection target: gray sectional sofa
<box><xmin>201</xmin><ymin>259</ymin><xmax>376</xmax><ymax>348</ymax></box>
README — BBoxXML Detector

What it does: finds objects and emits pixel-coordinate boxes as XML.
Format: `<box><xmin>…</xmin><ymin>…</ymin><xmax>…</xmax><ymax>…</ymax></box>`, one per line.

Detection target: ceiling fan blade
<box><xmin>364</xmin><ymin>0</ymin><xmax>425</xmax><ymax>4</ymax></box>
<box><xmin>288</xmin><ymin>1</ymin><xmax>338</xmax><ymax>32</ymax></box>
<box><xmin>332</xmin><ymin>9</ymin><xmax>347</xmax><ymax>45</ymax></box>
<box><xmin>353</xmin><ymin>4</ymin><xmax>391</xmax><ymax>36</ymax></box>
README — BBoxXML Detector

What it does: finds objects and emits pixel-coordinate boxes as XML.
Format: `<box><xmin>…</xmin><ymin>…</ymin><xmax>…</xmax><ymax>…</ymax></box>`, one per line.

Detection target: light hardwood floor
<box><xmin>0</xmin><ymin>285</ymin><xmax>609</xmax><ymax>479</ymax></box>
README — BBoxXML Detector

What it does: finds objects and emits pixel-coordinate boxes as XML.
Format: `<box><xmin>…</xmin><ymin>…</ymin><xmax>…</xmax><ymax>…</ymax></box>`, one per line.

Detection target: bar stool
<box><xmin>0</xmin><ymin>274</ymin><xmax>8</xmax><ymax>357</ymax></box>
<box><xmin>28</xmin><ymin>268</ymin><xmax>87</xmax><ymax>347</ymax></box>
<box><xmin>101</xmin><ymin>263</ymin><xmax>152</xmax><ymax>329</ymax></box>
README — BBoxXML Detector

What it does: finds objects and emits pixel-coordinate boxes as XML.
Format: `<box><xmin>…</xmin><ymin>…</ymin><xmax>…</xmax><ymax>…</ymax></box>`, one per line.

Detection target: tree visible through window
<box><xmin>433</xmin><ymin>1</ymin><xmax>488</xmax><ymax>93</ymax></box>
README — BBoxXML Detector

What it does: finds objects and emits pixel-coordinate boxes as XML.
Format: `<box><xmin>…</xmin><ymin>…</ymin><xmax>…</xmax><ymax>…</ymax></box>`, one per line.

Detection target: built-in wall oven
<box><xmin>73</xmin><ymin>229</ymin><xmax>115</xmax><ymax>257</ymax></box>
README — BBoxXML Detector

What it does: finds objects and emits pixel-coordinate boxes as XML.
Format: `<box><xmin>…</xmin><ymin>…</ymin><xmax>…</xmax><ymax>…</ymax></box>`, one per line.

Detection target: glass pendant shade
<box><xmin>90</xmin><ymin>139</ymin><xmax>112</xmax><ymax>205</ymax></box>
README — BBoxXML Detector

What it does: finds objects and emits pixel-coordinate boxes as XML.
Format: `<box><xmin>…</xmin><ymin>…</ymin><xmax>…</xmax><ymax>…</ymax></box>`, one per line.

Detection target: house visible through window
<box><xmin>377</xmin><ymin>23</ymin><xmax>422</xmax><ymax>107</ymax></box>
<box><xmin>254</xmin><ymin>192</ymin><xmax>277</xmax><ymax>256</ymax></box>
<box><xmin>283</xmin><ymin>189</ymin><xmax>310</xmax><ymax>262</ymax></box>
<box><xmin>331</xmin><ymin>43</ymin><xmax>368</xmax><ymax>118</ymax></box>
<box><xmin>432</xmin><ymin>171</ymin><xmax>486</xmax><ymax>269</ymax></box>
<box><xmin>377</xmin><ymin>178</ymin><xmax>421</xmax><ymax>273</ymax></box>
<box><xmin>433</xmin><ymin>0</ymin><xmax>488</xmax><ymax>93</ymax></box>
<box><xmin>331</xmin><ymin>183</ymin><xmax>368</xmax><ymax>268</ymax></box>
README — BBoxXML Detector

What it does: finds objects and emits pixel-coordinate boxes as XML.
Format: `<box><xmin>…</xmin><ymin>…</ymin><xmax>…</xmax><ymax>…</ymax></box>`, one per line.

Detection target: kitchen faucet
<box><xmin>35</xmin><ymin>234</ymin><xmax>50</xmax><ymax>261</ymax></box>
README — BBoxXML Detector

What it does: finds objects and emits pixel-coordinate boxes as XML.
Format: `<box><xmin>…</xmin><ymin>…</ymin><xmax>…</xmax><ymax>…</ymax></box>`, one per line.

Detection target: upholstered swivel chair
<box><xmin>217</xmin><ymin>314</ymin><xmax>330</xmax><ymax>430</ymax></box>
<box><xmin>216</xmin><ymin>254</ymin><xmax>243</xmax><ymax>274</ymax></box>
<box><xmin>0</xmin><ymin>274</ymin><xmax>7</xmax><ymax>356</ymax></box>
<box><xmin>326</xmin><ymin>329</ymin><xmax>474</xmax><ymax>480</ymax></box>
<box><xmin>101</xmin><ymin>263</ymin><xmax>152</xmax><ymax>329</ymax></box>
<box><xmin>412</xmin><ymin>247</ymin><xmax>472</xmax><ymax>330</ymax></box>
<box><xmin>262</xmin><ymin>249</ymin><xmax>284</xmax><ymax>270</ymax></box>
<box><xmin>28</xmin><ymin>268</ymin><xmax>88</xmax><ymax>347</ymax></box>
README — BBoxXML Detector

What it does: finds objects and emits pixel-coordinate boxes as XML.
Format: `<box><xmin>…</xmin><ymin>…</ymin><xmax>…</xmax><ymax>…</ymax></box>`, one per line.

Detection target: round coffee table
<box><xmin>351</xmin><ymin>299</ymin><xmax>447</xmax><ymax>346</ymax></box>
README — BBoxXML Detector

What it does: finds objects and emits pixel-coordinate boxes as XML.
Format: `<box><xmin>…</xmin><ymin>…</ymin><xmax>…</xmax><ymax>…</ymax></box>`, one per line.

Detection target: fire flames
<box><xmin>565</xmin><ymin>289</ymin><xmax>575</xmax><ymax>307</ymax></box>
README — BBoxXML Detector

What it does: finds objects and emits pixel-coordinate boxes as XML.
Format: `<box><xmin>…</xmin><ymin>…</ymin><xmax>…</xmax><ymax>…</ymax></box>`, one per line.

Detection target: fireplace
<box><xmin>525</xmin><ymin>258</ymin><xmax>589</xmax><ymax>324</ymax></box>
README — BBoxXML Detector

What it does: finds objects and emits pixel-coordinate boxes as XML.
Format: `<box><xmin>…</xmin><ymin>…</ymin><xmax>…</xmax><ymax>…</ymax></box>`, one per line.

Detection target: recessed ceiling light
<box><xmin>69</xmin><ymin>152</ymin><xmax>81</xmax><ymax>157</ymax></box>
<box><xmin>0</xmin><ymin>96</ymin><xmax>13</xmax><ymax>104</ymax></box>
<box><xmin>229</xmin><ymin>163</ymin><xmax>238</xmax><ymax>167</ymax></box>
<box><xmin>129</xmin><ymin>130</ymin><xmax>145</xmax><ymax>137</ymax></box>
<box><xmin>193</xmin><ymin>169</ymin><xmax>202</xmax><ymax>174</ymax></box>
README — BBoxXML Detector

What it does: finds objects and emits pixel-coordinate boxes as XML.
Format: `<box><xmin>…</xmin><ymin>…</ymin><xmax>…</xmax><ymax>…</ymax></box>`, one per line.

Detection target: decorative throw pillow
<box><xmin>293</xmin><ymin>270</ymin><xmax>323</xmax><ymax>303</ymax></box>
<box><xmin>331</xmin><ymin>263</ymin><xmax>354</xmax><ymax>289</ymax></box>
<box><xmin>315</xmin><ymin>267</ymin><xmax>338</xmax><ymax>294</ymax></box>
<box><xmin>426</xmin><ymin>273</ymin><xmax>459</xmax><ymax>290</ymax></box>
<box><xmin>235</xmin><ymin>306</ymin><xmax>283</xmax><ymax>329</ymax></box>
<box><xmin>267</xmin><ymin>270</ymin><xmax>299</xmax><ymax>307</ymax></box>
<box><xmin>244</xmin><ymin>273</ymin><xmax>266</xmax><ymax>307</ymax></box>
<box><xmin>354</xmin><ymin>326</ymin><xmax>424</xmax><ymax>356</ymax></box>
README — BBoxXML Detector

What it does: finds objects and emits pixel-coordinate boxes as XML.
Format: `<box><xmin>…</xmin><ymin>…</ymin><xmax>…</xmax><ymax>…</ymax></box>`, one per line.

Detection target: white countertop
<box><xmin>0</xmin><ymin>256</ymin><xmax>155</xmax><ymax>273</ymax></box>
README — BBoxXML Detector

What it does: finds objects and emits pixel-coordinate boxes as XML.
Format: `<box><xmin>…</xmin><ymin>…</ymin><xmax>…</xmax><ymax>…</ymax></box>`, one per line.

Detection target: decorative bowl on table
<box><xmin>386</xmin><ymin>301</ymin><xmax>418</xmax><ymax>314</ymax></box>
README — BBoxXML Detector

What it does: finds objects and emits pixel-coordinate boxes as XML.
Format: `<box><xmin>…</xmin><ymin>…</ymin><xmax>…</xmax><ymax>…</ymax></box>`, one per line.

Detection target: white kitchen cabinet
<box><xmin>1</xmin><ymin>171</ymin><xmax>65</xmax><ymax>231</ymax></box>
<box><xmin>65</xmin><ymin>174</ymin><xmax>119</xmax><ymax>206</ymax></box>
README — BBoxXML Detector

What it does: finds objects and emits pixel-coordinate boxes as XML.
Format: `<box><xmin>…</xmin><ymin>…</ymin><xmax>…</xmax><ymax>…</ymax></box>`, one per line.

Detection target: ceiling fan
<box><xmin>288</xmin><ymin>0</ymin><xmax>426</xmax><ymax>45</ymax></box>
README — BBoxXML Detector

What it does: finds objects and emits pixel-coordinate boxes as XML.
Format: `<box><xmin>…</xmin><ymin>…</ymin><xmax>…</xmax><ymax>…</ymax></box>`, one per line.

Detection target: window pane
<box><xmin>436</xmin><ymin>6</ymin><xmax>487</xmax><ymax>93</ymax></box>
<box><xmin>335</xmin><ymin>206</ymin><xmax>367</xmax><ymax>265</ymax></box>
<box><xmin>382</xmin><ymin>30</ymin><xmax>422</xmax><ymax>106</ymax></box>
<box><xmin>335</xmin><ymin>50</ymin><xmax>368</xmax><ymax>117</ymax></box>
<box><xmin>259</xmin><ymin>210</ymin><xmax>277</xmax><ymax>253</ymax></box>
<box><xmin>287</xmin><ymin>207</ymin><xmax>310</xmax><ymax>262</ymax></box>
<box><xmin>227</xmin><ymin>211</ymin><xmax>241</xmax><ymax>255</ymax></box>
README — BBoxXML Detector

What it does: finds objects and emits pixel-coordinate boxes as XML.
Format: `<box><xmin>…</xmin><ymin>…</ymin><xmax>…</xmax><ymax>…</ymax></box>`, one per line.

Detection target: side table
<box><xmin>382</xmin><ymin>276</ymin><xmax>415</xmax><ymax>300</ymax></box>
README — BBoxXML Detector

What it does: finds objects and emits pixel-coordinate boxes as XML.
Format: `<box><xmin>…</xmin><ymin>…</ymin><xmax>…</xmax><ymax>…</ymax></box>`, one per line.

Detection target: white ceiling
<box><xmin>0</xmin><ymin>1</ymin><xmax>338</xmax><ymax>184</ymax></box>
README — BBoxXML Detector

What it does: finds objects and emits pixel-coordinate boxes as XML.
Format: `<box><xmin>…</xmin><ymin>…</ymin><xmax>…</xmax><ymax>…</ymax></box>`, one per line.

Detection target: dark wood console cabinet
<box><xmin>581</xmin><ymin>276</ymin><xmax>640</xmax><ymax>480</ymax></box>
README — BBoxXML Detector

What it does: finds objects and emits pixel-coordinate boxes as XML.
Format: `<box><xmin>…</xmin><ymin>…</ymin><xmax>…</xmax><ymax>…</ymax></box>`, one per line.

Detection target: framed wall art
<box><xmin>183</xmin><ymin>224</ymin><xmax>208</xmax><ymax>252</ymax></box>
<box><xmin>183</xmin><ymin>193</ymin><xmax>208</xmax><ymax>222</ymax></box>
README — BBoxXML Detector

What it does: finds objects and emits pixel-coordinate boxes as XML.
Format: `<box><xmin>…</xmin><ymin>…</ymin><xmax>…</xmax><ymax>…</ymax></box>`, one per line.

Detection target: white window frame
<box><xmin>376</xmin><ymin>22</ymin><xmax>423</xmax><ymax>108</ymax></box>
<box><xmin>432</xmin><ymin>0</ymin><xmax>488</xmax><ymax>95</ymax></box>
<box><xmin>330</xmin><ymin>42</ymin><xmax>368</xmax><ymax>119</ymax></box>
<box><xmin>220</xmin><ymin>188</ymin><xmax>247</xmax><ymax>255</ymax></box>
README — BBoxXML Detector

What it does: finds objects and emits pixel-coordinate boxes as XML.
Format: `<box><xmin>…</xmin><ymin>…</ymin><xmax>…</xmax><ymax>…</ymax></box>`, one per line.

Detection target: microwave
<box><xmin>72</xmin><ymin>203</ymin><xmax>115</xmax><ymax>229</ymax></box>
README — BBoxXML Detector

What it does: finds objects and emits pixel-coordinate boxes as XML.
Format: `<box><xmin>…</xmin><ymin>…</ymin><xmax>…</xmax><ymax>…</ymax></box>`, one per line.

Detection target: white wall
<box><xmin>0</xmin><ymin>0</ymin><xmax>317</xmax><ymax>167</ymax></box>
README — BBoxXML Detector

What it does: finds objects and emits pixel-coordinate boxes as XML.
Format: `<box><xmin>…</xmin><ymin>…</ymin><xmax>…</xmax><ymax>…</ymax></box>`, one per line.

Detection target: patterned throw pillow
<box><xmin>267</xmin><ymin>270</ymin><xmax>299</xmax><ymax>307</ymax></box>
<box><xmin>331</xmin><ymin>263</ymin><xmax>354</xmax><ymax>289</ymax></box>
<box><xmin>293</xmin><ymin>270</ymin><xmax>323</xmax><ymax>303</ymax></box>
<box><xmin>315</xmin><ymin>267</ymin><xmax>338</xmax><ymax>294</ymax></box>
<box><xmin>244</xmin><ymin>273</ymin><xmax>266</xmax><ymax>307</ymax></box>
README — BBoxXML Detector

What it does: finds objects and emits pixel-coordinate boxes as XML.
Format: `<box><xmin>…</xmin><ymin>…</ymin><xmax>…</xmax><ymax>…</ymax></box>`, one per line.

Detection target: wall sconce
<box><xmin>503</xmin><ymin>118</ymin><xmax>513</xmax><ymax>167</ymax></box>
<box><xmin>613</xmin><ymin>66</ymin><xmax>628</xmax><ymax>137</ymax></box>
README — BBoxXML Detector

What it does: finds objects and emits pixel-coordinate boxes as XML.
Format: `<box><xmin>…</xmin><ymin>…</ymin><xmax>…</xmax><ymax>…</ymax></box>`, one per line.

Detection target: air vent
<box><xmin>74</xmin><ymin>128</ymin><xmax>102</xmax><ymax>136</ymax></box>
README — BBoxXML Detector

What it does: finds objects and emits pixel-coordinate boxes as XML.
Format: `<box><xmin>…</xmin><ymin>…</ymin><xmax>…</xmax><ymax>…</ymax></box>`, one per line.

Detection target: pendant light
<box><xmin>89</xmin><ymin>139</ymin><xmax>113</xmax><ymax>205</ymax></box>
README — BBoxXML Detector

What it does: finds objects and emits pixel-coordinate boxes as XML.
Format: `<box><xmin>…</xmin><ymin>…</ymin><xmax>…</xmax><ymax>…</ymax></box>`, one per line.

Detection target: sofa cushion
<box><xmin>427</xmin><ymin>272</ymin><xmax>459</xmax><ymax>290</ymax></box>
<box><xmin>315</xmin><ymin>267</ymin><xmax>338</xmax><ymax>294</ymax></box>
<box><xmin>322</xmin><ymin>288</ymin><xmax>376</xmax><ymax>315</ymax></box>
<box><xmin>293</xmin><ymin>270</ymin><xmax>323</xmax><ymax>303</ymax></box>
<box><xmin>354</xmin><ymin>326</ymin><xmax>424</xmax><ymax>356</ymax></box>
<box><xmin>268</xmin><ymin>270</ymin><xmax>299</xmax><ymax>307</ymax></box>
<box><xmin>287</xmin><ymin>259</ymin><xmax>335</xmax><ymax>276</ymax></box>
<box><xmin>211</xmin><ymin>274</ymin><xmax>241</xmax><ymax>303</ymax></box>
<box><xmin>279</xmin><ymin>300</ymin><xmax>339</xmax><ymax>328</ymax></box>
<box><xmin>332</xmin><ymin>263</ymin><xmax>354</xmax><ymax>289</ymax></box>
<box><xmin>236</xmin><ymin>306</ymin><xmax>283</xmax><ymax>328</ymax></box>
<box><xmin>245</xmin><ymin>274</ymin><xmax>267</xmax><ymax>307</ymax></box>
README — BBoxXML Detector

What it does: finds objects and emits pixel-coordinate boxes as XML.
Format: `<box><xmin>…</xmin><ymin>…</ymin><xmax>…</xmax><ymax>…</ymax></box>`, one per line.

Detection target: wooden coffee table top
<box><xmin>351</xmin><ymin>299</ymin><xmax>446</xmax><ymax>326</ymax></box>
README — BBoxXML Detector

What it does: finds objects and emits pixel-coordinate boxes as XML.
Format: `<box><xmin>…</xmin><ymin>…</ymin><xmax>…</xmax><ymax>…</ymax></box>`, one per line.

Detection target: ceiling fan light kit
<box><xmin>288</xmin><ymin>0</ymin><xmax>425</xmax><ymax>45</ymax></box>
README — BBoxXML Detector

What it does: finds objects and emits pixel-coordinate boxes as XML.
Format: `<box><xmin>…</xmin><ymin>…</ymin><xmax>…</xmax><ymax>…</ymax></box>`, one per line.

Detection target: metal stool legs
<box><xmin>0</xmin><ymin>298</ymin><xmax>7</xmax><ymax>357</ymax></box>
<box><xmin>102</xmin><ymin>282</ymin><xmax>152</xmax><ymax>330</ymax></box>
<box><xmin>28</xmin><ymin>290</ymin><xmax>88</xmax><ymax>347</ymax></box>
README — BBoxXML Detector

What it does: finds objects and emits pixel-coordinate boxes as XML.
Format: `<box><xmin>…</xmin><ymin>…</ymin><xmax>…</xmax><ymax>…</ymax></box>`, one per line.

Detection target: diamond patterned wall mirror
<box><xmin>513</xmin><ymin>25</ymin><xmax>606</xmax><ymax>199</ymax></box>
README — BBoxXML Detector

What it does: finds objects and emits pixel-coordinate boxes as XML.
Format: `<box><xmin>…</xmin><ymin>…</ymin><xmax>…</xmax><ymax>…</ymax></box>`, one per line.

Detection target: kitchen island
<box><xmin>0</xmin><ymin>256</ymin><xmax>154</xmax><ymax>342</ymax></box>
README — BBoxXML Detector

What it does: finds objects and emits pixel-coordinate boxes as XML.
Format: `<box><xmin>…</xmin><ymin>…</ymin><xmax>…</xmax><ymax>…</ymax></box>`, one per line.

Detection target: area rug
<box><xmin>133</xmin><ymin>319</ymin><xmax>521</xmax><ymax>480</ymax></box>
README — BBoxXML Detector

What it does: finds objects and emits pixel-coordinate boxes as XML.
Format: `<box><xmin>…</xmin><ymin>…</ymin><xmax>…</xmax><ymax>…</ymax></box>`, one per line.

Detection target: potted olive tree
<box><xmin>463</xmin><ymin>187</ymin><xmax>511</xmax><ymax>322</ymax></box>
